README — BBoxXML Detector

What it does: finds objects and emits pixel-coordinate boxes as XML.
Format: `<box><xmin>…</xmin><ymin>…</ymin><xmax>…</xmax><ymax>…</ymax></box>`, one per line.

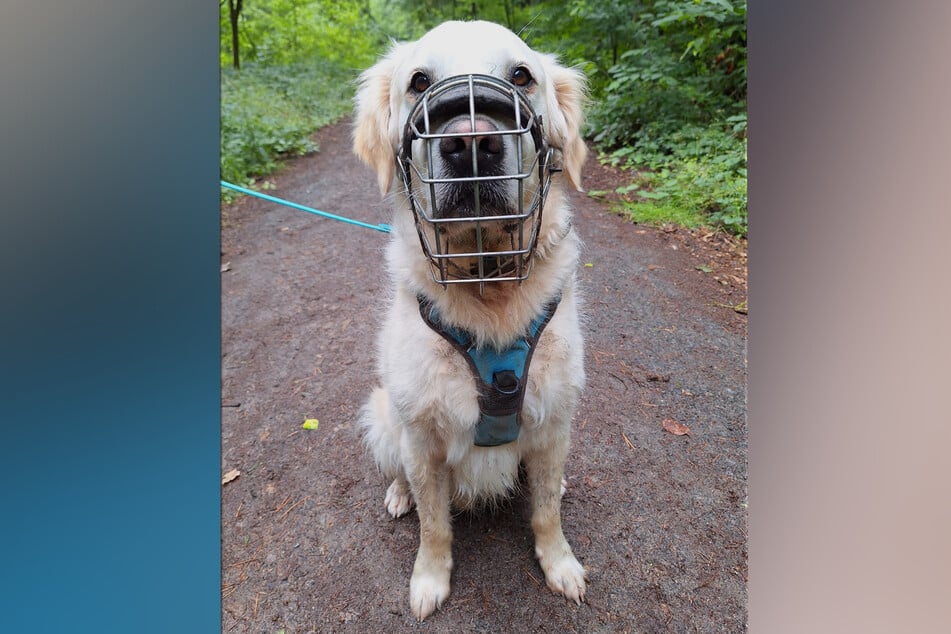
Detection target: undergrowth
<box><xmin>597</xmin><ymin>118</ymin><xmax>748</xmax><ymax>236</ymax></box>
<box><xmin>220</xmin><ymin>62</ymin><xmax>354</xmax><ymax>201</ymax></box>
<box><xmin>581</xmin><ymin>0</ymin><xmax>748</xmax><ymax>237</ymax></box>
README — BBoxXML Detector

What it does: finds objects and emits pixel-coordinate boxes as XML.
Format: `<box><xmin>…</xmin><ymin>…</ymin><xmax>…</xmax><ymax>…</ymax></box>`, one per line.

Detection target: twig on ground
<box><xmin>279</xmin><ymin>495</ymin><xmax>311</xmax><ymax>521</ymax></box>
<box><xmin>622</xmin><ymin>431</ymin><xmax>636</xmax><ymax>450</ymax></box>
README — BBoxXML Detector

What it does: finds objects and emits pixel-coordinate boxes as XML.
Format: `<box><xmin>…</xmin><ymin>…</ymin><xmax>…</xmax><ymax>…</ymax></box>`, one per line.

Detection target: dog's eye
<box><xmin>511</xmin><ymin>66</ymin><xmax>534</xmax><ymax>88</ymax></box>
<box><xmin>410</xmin><ymin>71</ymin><xmax>431</xmax><ymax>94</ymax></box>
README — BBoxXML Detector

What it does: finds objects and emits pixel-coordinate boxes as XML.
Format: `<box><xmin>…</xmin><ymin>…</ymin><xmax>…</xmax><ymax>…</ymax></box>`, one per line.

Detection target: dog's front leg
<box><xmin>525</xmin><ymin>438</ymin><xmax>588</xmax><ymax>605</ymax></box>
<box><xmin>404</xmin><ymin>435</ymin><xmax>453</xmax><ymax>621</ymax></box>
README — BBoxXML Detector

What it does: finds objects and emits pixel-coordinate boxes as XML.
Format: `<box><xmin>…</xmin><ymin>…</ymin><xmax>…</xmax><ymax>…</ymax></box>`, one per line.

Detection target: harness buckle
<box><xmin>492</xmin><ymin>370</ymin><xmax>520</xmax><ymax>395</ymax></box>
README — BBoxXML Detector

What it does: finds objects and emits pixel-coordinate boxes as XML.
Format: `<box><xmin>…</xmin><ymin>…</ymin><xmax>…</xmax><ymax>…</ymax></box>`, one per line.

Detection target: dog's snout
<box><xmin>438</xmin><ymin>116</ymin><xmax>504</xmax><ymax>175</ymax></box>
<box><xmin>399</xmin><ymin>73</ymin><xmax>549</xmax><ymax>225</ymax></box>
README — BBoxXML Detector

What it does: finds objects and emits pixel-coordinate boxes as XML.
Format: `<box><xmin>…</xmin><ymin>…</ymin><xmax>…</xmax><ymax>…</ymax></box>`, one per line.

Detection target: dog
<box><xmin>352</xmin><ymin>20</ymin><xmax>588</xmax><ymax>621</ymax></box>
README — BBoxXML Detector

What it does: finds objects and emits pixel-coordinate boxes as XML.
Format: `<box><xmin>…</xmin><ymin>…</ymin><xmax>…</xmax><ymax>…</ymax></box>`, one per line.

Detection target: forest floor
<box><xmin>220</xmin><ymin>119</ymin><xmax>748</xmax><ymax>633</ymax></box>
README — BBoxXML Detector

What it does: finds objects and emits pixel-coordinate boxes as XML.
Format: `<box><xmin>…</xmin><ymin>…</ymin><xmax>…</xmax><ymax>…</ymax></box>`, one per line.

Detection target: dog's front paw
<box><xmin>409</xmin><ymin>568</ymin><xmax>450</xmax><ymax>621</ymax></box>
<box><xmin>384</xmin><ymin>479</ymin><xmax>414</xmax><ymax>518</ymax></box>
<box><xmin>538</xmin><ymin>549</ymin><xmax>588</xmax><ymax>605</ymax></box>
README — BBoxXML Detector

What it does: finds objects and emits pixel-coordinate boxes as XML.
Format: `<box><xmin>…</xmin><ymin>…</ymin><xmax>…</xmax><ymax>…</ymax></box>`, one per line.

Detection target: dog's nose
<box><xmin>439</xmin><ymin>116</ymin><xmax>504</xmax><ymax>175</ymax></box>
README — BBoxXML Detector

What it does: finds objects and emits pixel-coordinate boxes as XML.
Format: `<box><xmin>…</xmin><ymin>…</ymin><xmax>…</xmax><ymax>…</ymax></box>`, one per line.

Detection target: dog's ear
<box><xmin>353</xmin><ymin>45</ymin><xmax>405</xmax><ymax>195</ymax></box>
<box><xmin>540</xmin><ymin>55</ymin><xmax>588</xmax><ymax>191</ymax></box>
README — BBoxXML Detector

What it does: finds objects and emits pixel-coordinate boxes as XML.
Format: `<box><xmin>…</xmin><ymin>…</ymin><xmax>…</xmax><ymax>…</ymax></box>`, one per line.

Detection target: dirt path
<box><xmin>221</xmin><ymin>119</ymin><xmax>747</xmax><ymax>633</ymax></box>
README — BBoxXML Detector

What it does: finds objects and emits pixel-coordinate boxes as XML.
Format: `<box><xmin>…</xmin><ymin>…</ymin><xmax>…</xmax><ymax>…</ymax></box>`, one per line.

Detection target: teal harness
<box><xmin>417</xmin><ymin>294</ymin><xmax>561</xmax><ymax>446</ymax></box>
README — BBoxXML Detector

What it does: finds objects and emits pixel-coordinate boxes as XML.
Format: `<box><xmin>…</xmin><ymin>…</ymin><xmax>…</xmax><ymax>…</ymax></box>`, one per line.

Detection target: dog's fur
<box><xmin>353</xmin><ymin>20</ymin><xmax>588</xmax><ymax>621</ymax></box>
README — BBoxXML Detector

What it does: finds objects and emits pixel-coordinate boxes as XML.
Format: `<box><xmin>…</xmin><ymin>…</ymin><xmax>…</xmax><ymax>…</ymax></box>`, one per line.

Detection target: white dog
<box><xmin>353</xmin><ymin>20</ymin><xmax>588</xmax><ymax>621</ymax></box>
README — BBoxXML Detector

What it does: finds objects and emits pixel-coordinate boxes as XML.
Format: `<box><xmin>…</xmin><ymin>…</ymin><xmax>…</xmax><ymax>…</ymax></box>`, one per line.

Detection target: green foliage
<box><xmin>604</xmin><ymin>119</ymin><xmax>747</xmax><ymax>235</ymax></box>
<box><xmin>581</xmin><ymin>0</ymin><xmax>747</xmax><ymax>235</ymax></box>
<box><xmin>220</xmin><ymin>62</ymin><xmax>354</xmax><ymax>191</ymax></box>
<box><xmin>617</xmin><ymin>151</ymin><xmax>748</xmax><ymax>235</ymax></box>
<box><xmin>378</xmin><ymin>0</ymin><xmax>542</xmax><ymax>38</ymax></box>
<box><xmin>381</xmin><ymin>0</ymin><xmax>750</xmax><ymax>235</ymax></box>
<box><xmin>530</xmin><ymin>1</ymin><xmax>645</xmax><ymax>89</ymax></box>
<box><xmin>220</xmin><ymin>0</ymin><xmax>381</xmax><ymax>69</ymax></box>
<box><xmin>587</xmin><ymin>0</ymin><xmax>745</xmax><ymax>144</ymax></box>
<box><xmin>218</xmin><ymin>0</ymin><xmax>748</xmax><ymax>236</ymax></box>
<box><xmin>219</xmin><ymin>1</ymin><xmax>386</xmax><ymax>199</ymax></box>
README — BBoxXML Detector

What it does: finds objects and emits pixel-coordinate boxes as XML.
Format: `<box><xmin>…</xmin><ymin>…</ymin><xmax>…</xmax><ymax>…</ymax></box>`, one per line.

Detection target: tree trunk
<box><xmin>228</xmin><ymin>0</ymin><xmax>243</xmax><ymax>70</ymax></box>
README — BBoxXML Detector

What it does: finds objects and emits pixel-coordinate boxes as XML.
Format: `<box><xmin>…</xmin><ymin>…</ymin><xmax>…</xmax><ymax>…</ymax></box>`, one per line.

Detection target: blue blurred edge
<box><xmin>0</xmin><ymin>2</ymin><xmax>221</xmax><ymax>630</ymax></box>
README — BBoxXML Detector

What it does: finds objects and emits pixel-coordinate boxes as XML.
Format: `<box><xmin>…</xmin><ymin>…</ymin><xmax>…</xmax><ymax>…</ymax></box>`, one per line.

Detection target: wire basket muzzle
<box><xmin>396</xmin><ymin>74</ymin><xmax>555</xmax><ymax>289</ymax></box>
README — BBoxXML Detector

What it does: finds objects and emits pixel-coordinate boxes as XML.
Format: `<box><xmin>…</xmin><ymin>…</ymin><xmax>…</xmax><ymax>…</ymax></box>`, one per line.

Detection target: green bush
<box><xmin>219</xmin><ymin>0</ymin><xmax>380</xmax><ymax>199</ymax></box>
<box><xmin>604</xmin><ymin>120</ymin><xmax>747</xmax><ymax>236</ymax></box>
<box><xmin>581</xmin><ymin>0</ymin><xmax>748</xmax><ymax>236</ymax></box>
<box><xmin>220</xmin><ymin>62</ymin><xmax>355</xmax><ymax>190</ymax></box>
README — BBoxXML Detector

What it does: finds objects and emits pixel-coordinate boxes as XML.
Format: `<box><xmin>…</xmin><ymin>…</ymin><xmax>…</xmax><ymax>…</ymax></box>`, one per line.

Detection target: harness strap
<box><xmin>417</xmin><ymin>293</ymin><xmax>561</xmax><ymax>446</ymax></box>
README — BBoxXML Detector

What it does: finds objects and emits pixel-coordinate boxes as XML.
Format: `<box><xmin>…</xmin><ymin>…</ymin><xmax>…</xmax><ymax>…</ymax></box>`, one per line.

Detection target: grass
<box><xmin>623</xmin><ymin>200</ymin><xmax>708</xmax><ymax>230</ymax></box>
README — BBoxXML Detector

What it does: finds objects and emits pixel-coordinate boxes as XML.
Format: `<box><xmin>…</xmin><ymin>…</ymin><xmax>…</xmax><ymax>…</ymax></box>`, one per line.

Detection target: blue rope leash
<box><xmin>220</xmin><ymin>180</ymin><xmax>391</xmax><ymax>233</ymax></box>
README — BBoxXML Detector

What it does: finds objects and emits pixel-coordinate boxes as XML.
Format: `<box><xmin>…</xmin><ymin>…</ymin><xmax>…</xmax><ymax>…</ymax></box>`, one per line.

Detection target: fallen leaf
<box><xmin>662</xmin><ymin>418</ymin><xmax>691</xmax><ymax>436</ymax></box>
<box><xmin>222</xmin><ymin>469</ymin><xmax>240</xmax><ymax>485</ymax></box>
<box><xmin>302</xmin><ymin>418</ymin><xmax>319</xmax><ymax>430</ymax></box>
<box><xmin>714</xmin><ymin>299</ymin><xmax>749</xmax><ymax>315</ymax></box>
<box><xmin>696</xmin><ymin>264</ymin><xmax>713</xmax><ymax>273</ymax></box>
<box><xmin>584</xmin><ymin>262</ymin><xmax>594</xmax><ymax>268</ymax></box>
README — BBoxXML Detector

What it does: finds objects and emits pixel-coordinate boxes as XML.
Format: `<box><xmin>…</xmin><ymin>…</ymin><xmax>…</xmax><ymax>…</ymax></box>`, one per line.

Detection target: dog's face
<box><xmin>354</xmin><ymin>21</ymin><xmax>586</xmax><ymax>286</ymax></box>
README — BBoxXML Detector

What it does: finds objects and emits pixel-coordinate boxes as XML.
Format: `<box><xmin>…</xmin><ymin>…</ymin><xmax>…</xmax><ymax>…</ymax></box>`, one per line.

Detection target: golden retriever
<box><xmin>353</xmin><ymin>20</ymin><xmax>588</xmax><ymax>621</ymax></box>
